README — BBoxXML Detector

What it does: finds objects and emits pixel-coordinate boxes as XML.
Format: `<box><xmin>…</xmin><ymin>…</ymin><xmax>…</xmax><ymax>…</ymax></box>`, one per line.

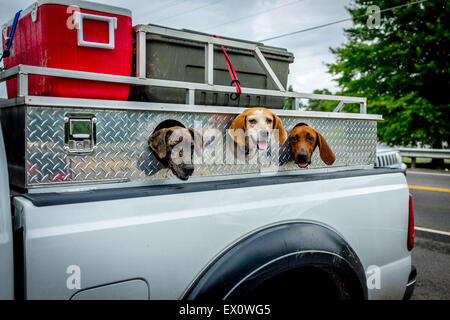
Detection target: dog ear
<box><xmin>149</xmin><ymin>128</ymin><xmax>170</xmax><ymax>159</ymax></box>
<box><xmin>228</xmin><ymin>112</ymin><xmax>247</xmax><ymax>147</ymax></box>
<box><xmin>188</xmin><ymin>128</ymin><xmax>203</xmax><ymax>156</ymax></box>
<box><xmin>315</xmin><ymin>130</ymin><xmax>336</xmax><ymax>165</ymax></box>
<box><xmin>270</xmin><ymin>111</ymin><xmax>287</xmax><ymax>145</ymax></box>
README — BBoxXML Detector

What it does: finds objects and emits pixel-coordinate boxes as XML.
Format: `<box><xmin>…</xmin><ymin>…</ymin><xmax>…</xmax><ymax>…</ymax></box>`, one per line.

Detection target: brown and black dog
<box><xmin>289</xmin><ymin>123</ymin><xmax>336</xmax><ymax>168</ymax></box>
<box><xmin>228</xmin><ymin>107</ymin><xmax>287</xmax><ymax>159</ymax></box>
<box><xmin>149</xmin><ymin>126</ymin><xmax>202</xmax><ymax>180</ymax></box>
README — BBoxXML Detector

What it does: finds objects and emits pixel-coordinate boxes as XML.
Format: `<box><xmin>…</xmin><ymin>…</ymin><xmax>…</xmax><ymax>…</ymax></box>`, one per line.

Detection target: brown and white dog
<box><xmin>149</xmin><ymin>126</ymin><xmax>202</xmax><ymax>180</ymax></box>
<box><xmin>228</xmin><ymin>107</ymin><xmax>287</xmax><ymax>159</ymax></box>
<box><xmin>289</xmin><ymin>123</ymin><xmax>336</xmax><ymax>168</ymax></box>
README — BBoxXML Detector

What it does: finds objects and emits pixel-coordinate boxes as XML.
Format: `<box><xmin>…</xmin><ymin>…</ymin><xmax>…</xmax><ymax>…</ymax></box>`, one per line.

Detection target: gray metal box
<box><xmin>130</xmin><ymin>25</ymin><xmax>294</xmax><ymax>108</ymax></box>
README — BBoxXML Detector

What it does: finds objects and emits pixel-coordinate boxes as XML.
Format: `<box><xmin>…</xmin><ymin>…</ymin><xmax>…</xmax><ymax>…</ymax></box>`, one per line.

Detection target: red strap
<box><xmin>214</xmin><ymin>35</ymin><xmax>241</xmax><ymax>99</ymax></box>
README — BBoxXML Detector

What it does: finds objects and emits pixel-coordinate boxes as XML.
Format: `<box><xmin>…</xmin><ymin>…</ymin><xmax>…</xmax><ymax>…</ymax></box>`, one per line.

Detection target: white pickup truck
<box><xmin>0</xmin><ymin>102</ymin><xmax>416</xmax><ymax>300</ymax></box>
<box><xmin>0</xmin><ymin>2</ymin><xmax>415</xmax><ymax>300</ymax></box>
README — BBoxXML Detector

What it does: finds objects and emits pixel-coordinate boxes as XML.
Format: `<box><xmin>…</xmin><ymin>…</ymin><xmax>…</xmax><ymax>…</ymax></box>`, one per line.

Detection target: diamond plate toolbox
<box><xmin>0</xmin><ymin>103</ymin><xmax>379</xmax><ymax>189</ymax></box>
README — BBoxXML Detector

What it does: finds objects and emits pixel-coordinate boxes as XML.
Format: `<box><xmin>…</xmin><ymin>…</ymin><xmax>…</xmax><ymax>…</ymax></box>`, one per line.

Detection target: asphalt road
<box><xmin>406</xmin><ymin>169</ymin><xmax>450</xmax><ymax>300</ymax></box>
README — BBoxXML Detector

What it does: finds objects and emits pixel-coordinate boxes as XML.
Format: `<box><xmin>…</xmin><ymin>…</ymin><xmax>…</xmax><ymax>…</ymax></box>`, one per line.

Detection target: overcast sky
<box><xmin>0</xmin><ymin>0</ymin><xmax>354</xmax><ymax>98</ymax></box>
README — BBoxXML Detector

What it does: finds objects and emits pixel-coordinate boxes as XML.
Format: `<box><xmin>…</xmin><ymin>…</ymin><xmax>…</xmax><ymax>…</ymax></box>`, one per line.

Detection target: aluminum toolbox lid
<box><xmin>2</xmin><ymin>0</ymin><xmax>132</xmax><ymax>30</ymax></box>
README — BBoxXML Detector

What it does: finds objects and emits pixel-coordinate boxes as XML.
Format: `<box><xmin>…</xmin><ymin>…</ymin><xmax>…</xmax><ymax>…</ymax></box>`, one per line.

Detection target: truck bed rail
<box><xmin>0</xmin><ymin>64</ymin><xmax>367</xmax><ymax>112</ymax></box>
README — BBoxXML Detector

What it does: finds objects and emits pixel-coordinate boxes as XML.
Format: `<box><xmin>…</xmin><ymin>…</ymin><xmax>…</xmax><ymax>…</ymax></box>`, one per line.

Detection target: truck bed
<box><xmin>13</xmin><ymin>168</ymin><xmax>411</xmax><ymax>299</ymax></box>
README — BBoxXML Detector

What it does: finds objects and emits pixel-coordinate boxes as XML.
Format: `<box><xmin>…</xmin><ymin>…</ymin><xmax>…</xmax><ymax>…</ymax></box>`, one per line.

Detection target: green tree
<box><xmin>322</xmin><ymin>0</ymin><xmax>450</xmax><ymax>149</ymax></box>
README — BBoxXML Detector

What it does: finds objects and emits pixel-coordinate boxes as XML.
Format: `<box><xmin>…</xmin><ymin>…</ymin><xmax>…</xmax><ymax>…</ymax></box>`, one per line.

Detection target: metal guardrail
<box><xmin>399</xmin><ymin>148</ymin><xmax>450</xmax><ymax>159</ymax></box>
<box><xmin>399</xmin><ymin>147</ymin><xmax>450</xmax><ymax>167</ymax></box>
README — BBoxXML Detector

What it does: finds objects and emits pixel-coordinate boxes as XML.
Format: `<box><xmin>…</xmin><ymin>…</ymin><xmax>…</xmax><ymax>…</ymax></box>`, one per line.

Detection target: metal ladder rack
<box><xmin>0</xmin><ymin>24</ymin><xmax>367</xmax><ymax>114</ymax></box>
<box><xmin>134</xmin><ymin>24</ymin><xmax>367</xmax><ymax>113</ymax></box>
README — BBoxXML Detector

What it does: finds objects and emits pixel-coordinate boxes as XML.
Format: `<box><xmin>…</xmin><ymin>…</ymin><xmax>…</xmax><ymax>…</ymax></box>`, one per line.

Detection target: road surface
<box><xmin>406</xmin><ymin>169</ymin><xmax>450</xmax><ymax>300</ymax></box>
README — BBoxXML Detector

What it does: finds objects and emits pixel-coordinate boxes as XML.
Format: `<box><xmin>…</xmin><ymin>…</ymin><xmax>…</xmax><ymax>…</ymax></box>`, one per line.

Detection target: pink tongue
<box><xmin>298</xmin><ymin>163</ymin><xmax>308</xmax><ymax>168</ymax></box>
<box><xmin>257</xmin><ymin>142</ymin><xmax>268</xmax><ymax>150</ymax></box>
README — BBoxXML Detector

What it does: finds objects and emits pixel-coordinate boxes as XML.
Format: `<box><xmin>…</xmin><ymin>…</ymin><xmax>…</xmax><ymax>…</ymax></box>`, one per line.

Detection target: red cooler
<box><xmin>1</xmin><ymin>0</ymin><xmax>132</xmax><ymax>100</ymax></box>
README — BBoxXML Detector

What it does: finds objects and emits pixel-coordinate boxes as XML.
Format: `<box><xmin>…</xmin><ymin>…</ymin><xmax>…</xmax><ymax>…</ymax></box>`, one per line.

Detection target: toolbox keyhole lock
<box><xmin>64</xmin><ymin>114</ymin><xmax>97</xmax><ymax>154</ymax></box>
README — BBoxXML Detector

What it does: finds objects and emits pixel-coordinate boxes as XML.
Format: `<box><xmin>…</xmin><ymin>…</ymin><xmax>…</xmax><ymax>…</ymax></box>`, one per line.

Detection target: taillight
<box><xmin>407</xmin><ymin>193</ymin><xmax>415</xmax><ymax>251</ymax></box>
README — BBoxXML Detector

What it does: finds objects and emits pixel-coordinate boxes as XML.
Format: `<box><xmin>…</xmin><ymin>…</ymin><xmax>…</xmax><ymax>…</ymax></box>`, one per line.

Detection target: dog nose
<box><xmin>184</xmin><ymin>164</ymin><xmax>195</xmax><ymax>175</ymax></box>
<box><xmin>259</xmin><ymin>130</ymin><xmax>269</xmax><ymax>139</ymax></box>
<box><xmin>297</xmin><ymin>151</ymin><xmax>308</xmax><ymax>162</ymax></box>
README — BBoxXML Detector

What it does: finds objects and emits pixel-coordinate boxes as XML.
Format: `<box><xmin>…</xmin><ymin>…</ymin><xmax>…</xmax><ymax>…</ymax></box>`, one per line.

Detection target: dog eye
<box><xmin>266</xmin><ymin>118</ymin><xmax>273</xmax><ymax>123</ymax></box>
<box><xmin>179</xmin><ymin>150</ymin><xmax>183</xmax><ymax>157</ymax></box>
<box><xmin>178</xmin><ymin>136</ymin><xmax>183</xmax><ymax>142</ymax></box>
<box><xmin>307</xmin><ymin>135</ymin><xmax>314</xmax><ymax>142</ymax></box>
<box><xmin>291</xmin><ymin>136</ymin><xmax>298</xmax><ymax>142</ymax></box>
<box><xmin>249</xmin><ymin>119</ymin><xmax>257</xmax><ymax>124</ymax></box>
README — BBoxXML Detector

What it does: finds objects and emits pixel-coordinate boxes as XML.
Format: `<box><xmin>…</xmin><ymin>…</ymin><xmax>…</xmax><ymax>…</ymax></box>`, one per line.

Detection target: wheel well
<box><xmin>184</xmin><ymin>223</ymin><xmax>367</xmax><ymax>300</ymax></box>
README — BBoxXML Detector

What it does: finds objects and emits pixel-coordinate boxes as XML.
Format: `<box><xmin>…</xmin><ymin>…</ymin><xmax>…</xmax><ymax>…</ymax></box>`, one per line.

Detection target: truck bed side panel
<box><xmin>15</xmin><ymin>171</ymin><xmax>410</xmax><ymax>299</ymax></box>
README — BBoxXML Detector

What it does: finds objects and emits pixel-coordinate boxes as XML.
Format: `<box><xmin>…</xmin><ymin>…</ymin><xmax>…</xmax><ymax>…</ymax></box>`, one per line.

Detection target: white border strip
<box><xmin>415</xmin><ymin>226</ymin><xmax>450</xmax><ymax>237</ymax></box>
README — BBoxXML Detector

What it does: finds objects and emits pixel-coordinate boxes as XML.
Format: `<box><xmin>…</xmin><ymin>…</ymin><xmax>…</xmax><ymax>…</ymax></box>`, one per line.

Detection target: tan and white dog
<box><xmin>227</xmin><ymin>107</ymin><xmax>287</xmax><ymax>161</ymax></box>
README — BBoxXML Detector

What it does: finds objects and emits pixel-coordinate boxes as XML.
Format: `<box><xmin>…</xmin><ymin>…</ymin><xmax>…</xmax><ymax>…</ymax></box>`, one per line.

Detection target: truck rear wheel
<box><xmin>244</xmin><ymin>266</ymin><xmax>360</xmax><ymax>300</ymax></box>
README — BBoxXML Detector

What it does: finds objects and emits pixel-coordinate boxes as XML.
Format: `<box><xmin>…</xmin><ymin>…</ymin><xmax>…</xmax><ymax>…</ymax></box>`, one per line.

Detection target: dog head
<box><xmin>289</xmin><ymin>123</ymin><xmax>336</xmax><ymax>168</ymax></box>
<box><xmin>149</xmin><ymin>126</ymin><xmax>202</xmax><ymax>180</ymax></box>
<box><xmin>228</xmin><ymin>107</ymin><xmax>287</xmax><ymax>151</ymax></box>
